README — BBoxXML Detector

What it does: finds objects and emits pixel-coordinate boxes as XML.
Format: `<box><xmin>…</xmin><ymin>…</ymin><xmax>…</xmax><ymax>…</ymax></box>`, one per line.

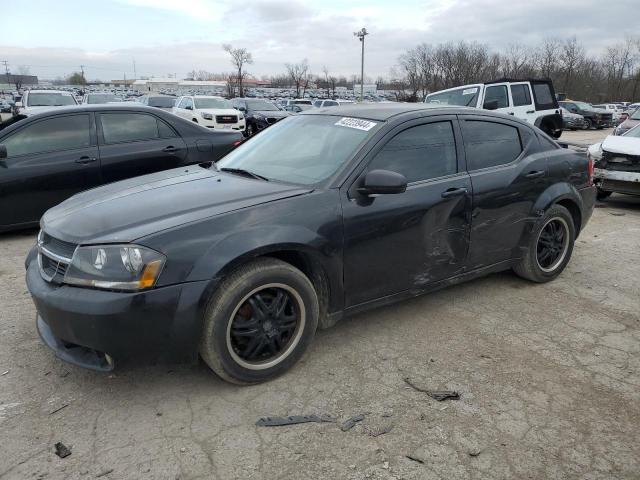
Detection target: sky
<box><xmin>1</xmin><ymin>0</ymin><xmax>637</xmax><ymax>82</ymax></box>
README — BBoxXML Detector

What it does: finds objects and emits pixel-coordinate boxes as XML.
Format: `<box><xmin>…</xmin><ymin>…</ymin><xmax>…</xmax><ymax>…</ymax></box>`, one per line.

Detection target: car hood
<box><xmin>619</xmin><ymin>118</ymin><xmax>640</xmax><ymax>129</ymax></box>
<box><xmin>42</xmin><ymin>167</ymin><xmax>312</xmax><ymax>245</ymax></box>
<box><xmin>601</xmin><ymin>135</ymin><xmax>640</xmax><ymax>156</ymax></box>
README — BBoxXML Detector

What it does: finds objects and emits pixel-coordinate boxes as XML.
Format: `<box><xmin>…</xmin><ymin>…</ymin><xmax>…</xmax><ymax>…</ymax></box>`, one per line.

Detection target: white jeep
<box><xmin>425</xmin><ymin>79</ymin><xmax>563</xmax><ymax>138</ymax></box>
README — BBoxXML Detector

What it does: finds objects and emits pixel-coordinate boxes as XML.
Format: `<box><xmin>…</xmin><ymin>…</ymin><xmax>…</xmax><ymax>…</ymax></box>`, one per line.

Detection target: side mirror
<box><xmin>483</xmin><ymin>100</ymin><xmax>498</xmax><ymax>110</ymax></box>
<box><xmin>358</xmin><ymin>169</ymin><xmax>407</xmax><ymax>196</ymax></box>
<box><xmin>0</xmin><ymin>144</ymin><xmax>6</xmax><ymax>159</ymax></box>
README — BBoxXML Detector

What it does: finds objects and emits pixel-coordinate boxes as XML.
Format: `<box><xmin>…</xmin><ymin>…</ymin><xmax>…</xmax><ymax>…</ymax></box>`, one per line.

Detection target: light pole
<box><xmin>354</xmin><ymin>27</ymin><xmax>368</xmax><ymax>102</ymax></box>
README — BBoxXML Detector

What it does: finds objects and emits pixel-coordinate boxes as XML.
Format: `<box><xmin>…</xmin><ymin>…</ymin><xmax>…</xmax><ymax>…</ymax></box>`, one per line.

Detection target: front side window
<box><xmin>484</xmin><ymin>85</ymin><xmax>509</xmax><ymax>109</ymax></box>
<box><xmin>367</xmin><ymin>122</ymin><xmax>457</xmax><ymax>183</ymax></box>
<box><xmin>462</xmin><ymin>120</ymin><xmax>522</xmax><ymax>170</ymax></box>
<box><xmin>425</xmin><ymin>86</ymin><xmax>479</xmax><ymax>107</ymax></box>
<box><xmin>217</xmin><ymin>115</ymin><xmax>380</xmax><ymax>185</ymax></box>
<box><xmin>3</xmin><ymin>115</ymin><xmax>91</xmax><ymax>157</ymax></box>
<box><xmin>510</xmin><ymin>84</ymin><xmax>532</xmax><ymax>107</ymax></box>
<box><xmin>245</xmin><ymin>100</ymin><xmax>279</xmax><ymax>111</ymax></box>
<box><xmin>100</xmin><ymin>113</ymin><xmax>159</xmax><ymax>143</ymax></box>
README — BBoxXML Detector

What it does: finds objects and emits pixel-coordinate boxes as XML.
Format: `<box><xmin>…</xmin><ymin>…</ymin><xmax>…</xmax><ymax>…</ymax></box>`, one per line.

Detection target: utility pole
<box><xmin>133</xmin><ymin>58</ymin><xmax>137</xmax><ymax>80</ymax></box>
<box><xmin>2</xmin><ymin>60</ymin><xmax>9</xmax><ymax>84</ymax></box>
<box><xmin>353</xmin><ymin>27</ymin><xmax>368</xmax><ymax>102</ymax></box>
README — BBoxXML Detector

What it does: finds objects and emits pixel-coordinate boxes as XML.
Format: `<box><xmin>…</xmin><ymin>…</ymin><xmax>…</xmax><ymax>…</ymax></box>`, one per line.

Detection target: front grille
<box><xmin>602</xmin><ymin>151</ymin><xmax>640</xmax><ymax>172</ymax></box>
<box><xmin>216</xmin><ymin>115</ymin><xmax>238</xmax><ymax>124</ymax></box>
<box><xmin>41</xmin><ymin>232</ymin><xmax>77</xmax><ymax>259</ymax></box>
<box><xmin>38</xmin><ymin>231</ymin><xmax>76</xmax><ymax>283</ymax></box>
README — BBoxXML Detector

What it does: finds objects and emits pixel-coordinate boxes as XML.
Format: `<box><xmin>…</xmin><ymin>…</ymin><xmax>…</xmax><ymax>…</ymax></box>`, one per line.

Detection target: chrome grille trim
<box><xmin>37</xmin><ymin>230</ymin><xmax>76</xmax><ymax>283</ymax></box>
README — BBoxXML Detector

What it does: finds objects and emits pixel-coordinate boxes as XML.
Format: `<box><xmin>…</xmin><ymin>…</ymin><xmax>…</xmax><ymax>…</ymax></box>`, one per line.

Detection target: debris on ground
<box><xmin>609</xmin><ymin>211</ymin><xmax>625</xmax><ymax>216</ymax></box>
<box><xmin>59</xmin><ymin>371</ymin><xmax>70</xmax><ymax>378</ymax></box>
<box><xmin>95</xmin><ymin>468</ymin><xmax>114</xmax><ymax>478</ymax></box>
<box><xmin>1</xmin><ymin>370</ymin><xmax>8</xmax><ymax>376</ymax></box>
<box><xmin>341</xmin><ymin>414</ymin><xmax>365</xmax><ymax>431</ymax></box>
<box><xmin>403</xmin><ymin>377</ymin><xmax>461</xmax><ymax>401</ymax></box>
<box><xmin>49</xmin><ymin>403</ymin><xmax>69</xmax><ymax>415</ymax></box>
<box><xmin>256</xmin><ymin>414</ymin><xmax>336</xmax><ymax>427</ymax></box>
<box><xmin>366</xmin><ymin>424</ymin><xmax>393</xmax><ymax>437</ymax></box>
<box><xmin>54</xmin><ymin>442</ymin><xmax>71</xmax><ymax>458</ymax></box>
<box><xmin>406</xmin><ymin>454</ymin><xmax>424</xmax><ymax>464</ymax></box>
<box><xmin>468</xmin><ymin>449</ymin><xmax>483</xmax><ymax>457</ymax></box>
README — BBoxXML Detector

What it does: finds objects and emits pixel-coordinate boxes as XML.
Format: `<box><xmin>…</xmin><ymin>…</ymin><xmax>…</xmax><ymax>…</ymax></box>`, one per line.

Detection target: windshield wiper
<box><xmin>219</xmin><ymin>167</ymin><xmax>269</xmax><ymax>181</ymax></box>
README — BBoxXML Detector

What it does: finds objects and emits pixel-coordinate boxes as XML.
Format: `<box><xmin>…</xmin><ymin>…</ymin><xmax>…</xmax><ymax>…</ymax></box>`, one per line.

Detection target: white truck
<box><xmin>425</xmin><ymin>79</ymin><xmax>563</xmax><ymax>138</ymax></box>
<box><xmin>16</xmin><ymin>90</ymin><xmax>78</xmax><ymax>116</ymax></box>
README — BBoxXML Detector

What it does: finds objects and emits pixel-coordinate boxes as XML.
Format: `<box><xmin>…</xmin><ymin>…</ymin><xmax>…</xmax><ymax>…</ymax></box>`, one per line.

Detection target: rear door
<box><xmin>0</xmin><ymin>113</ymin><xmax>100</xmax><ymax>227</ymax></box>
<box><xmin>97</xmin><ymin>111</ymin><xmax>188</xmax><ymax>183</ymax></box>
<box><xmin>342</xmin><ymin>116</ymin><xmax>472</xmax><ymax>306</ymax></box>
<box><xmin>460</xmin><ymin>115</ymin><xmax>551</xmax><ymax>268</ymax></box>
<box><xmin>509</xmin><ymin>82</ymin><xmax>537</xmax><ymax>124</ymax></box>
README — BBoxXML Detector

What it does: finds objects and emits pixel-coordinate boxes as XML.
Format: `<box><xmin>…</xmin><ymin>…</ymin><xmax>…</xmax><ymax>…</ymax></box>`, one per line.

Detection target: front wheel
<box><xmin>200</xmin><ymin>258</ymin><xmax>319</xmax><ymax>384</ymax></box>
<box><xmin>583</xmin><ymin>118</ymin><xmax>593</xmax><ymax>130</ymax></box>
<box><xmin>513</xmin><ymin>205</ymin><xmax>575</xmax><ymax>283</ymax></box>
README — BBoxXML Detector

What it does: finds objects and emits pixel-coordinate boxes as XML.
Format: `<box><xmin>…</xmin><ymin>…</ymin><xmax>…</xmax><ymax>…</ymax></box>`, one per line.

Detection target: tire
<box><xmin>552</xmin><ymin>129</ymin><xmax>562</xmax><ymax>139</ymax></box>
<box><xmin>584</xmin><ymin>118</ymin><xmax>593</xmax><ymax>130</ymax></box>
<box><xmin>246</xmin><ymin>123</ymin><xmax>255</xmax><ymax>137</ymax></box>
<box><xmin>513</xmin><ymin>205</ymin><xmax>575</xmax><ymax>283</ymax></box>
<box><xmin>200</xmin><ymin>258</ymin><xmax>319</xmax><ymax>384</ymax></box>
<box><xmin>596</xmin><ymin>188</ymin><xmax>612</xmax><ymax>200</ymax></box>
<box><xmin>192</xmin><ymin>118</ymin><xmax>198</xmax><ymax>123</ymax></box>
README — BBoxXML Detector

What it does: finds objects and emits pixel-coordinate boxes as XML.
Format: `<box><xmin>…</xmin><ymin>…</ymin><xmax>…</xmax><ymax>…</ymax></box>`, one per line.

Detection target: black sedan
<box><xmin>231</xmin><ymin>98</ymin><xmax>290</xmax><ymax>137</ymax></box>
<box><xmin>0</xmin><ymin>104</ymin><xmax>242</xmax><ymax>231</ymax></box>
<box><xmin>26</xmin><ymin>105</ymin><xmax>595</xmax><ymax>383</ymax></box>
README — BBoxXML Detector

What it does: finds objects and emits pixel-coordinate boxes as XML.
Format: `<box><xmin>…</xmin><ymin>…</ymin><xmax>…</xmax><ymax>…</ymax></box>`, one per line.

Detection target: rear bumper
<box><xmin>595</xmin><ymin>168</ymin><xmax>640</xmax><ymax>195</ymax></box>
<box><xmin>579</xmin><ymin>185</ymin><xmax>596</xmax><ymax>230</ymax></box>
<box><xmin>26</xmin><ymin>259</ymin><xmax>209</xmax><ymax>370</ymax></box>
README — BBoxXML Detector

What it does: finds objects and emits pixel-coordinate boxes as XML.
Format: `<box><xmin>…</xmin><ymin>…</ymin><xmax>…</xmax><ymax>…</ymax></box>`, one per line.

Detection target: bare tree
<box><xmin>537</xmin><ymin>38</ymin><xmax>562</xmax><ymax>79</ymax></box>
<box><xmin>559</xmin><ymin>36</ymin><xmax>585</xmax><ymax>94</ymax></box>
<box><xmin>285</xmin><ymin>59</ymin><xmax>309</xmax><ymax>98</ymax></box>
<box><xmin>223</xmin><ymin>44</ymin><xmax>253</xmax><ymax>97</ymax></box>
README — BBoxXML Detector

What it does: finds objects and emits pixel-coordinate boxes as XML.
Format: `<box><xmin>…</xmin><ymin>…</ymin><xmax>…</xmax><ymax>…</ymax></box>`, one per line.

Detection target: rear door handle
<box><xmin>162</xmin><ymin>145</ymin><xmax>178</xmax><ymax>153</ymax></box>
<box><xmin>441</xmin><ymin>187</ymin><xmax>468</xmax><ymax>198</ymax></box>
<box><xmin>507</xmin><ymin>112</ymin><xmax>515</xmax><ymax>116</ymax></box>
<box><xmin>526</xmin><ymin>110</ymin><xmax>535</xmax><ymax>114</ymax></box>
<box><xmin>75</xmin><ymin>156</ymin><xmax>97</xmax><ymax>164</ymax></box>
<box><xmin>525</xmin><ymin>170</ymin><xmax>545</xmax><ymax>179</ymax></box>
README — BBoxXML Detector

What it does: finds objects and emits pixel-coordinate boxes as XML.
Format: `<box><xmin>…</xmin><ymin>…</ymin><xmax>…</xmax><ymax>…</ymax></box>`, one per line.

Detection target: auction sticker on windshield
<box><xmin>462</xmin><ymin>88</ymin><xmax>478</xmax><ymax>95</ymax></box>
<box><xmin>335</xmin><ymin>117</ymin><xmax>377</xmax><ymax>131</ymax></box>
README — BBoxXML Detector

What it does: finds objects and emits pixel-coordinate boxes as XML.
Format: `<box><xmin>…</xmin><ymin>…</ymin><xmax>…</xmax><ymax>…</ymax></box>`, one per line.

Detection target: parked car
<box><xmin>593</xmin><ymin>104</ymin><xmax>624</xmax><ymax>124</ymax></box>
<box><xmin>173</xmin><ymin>96</ymin><xmax>245</xmax><ymax>132</ymax></box>
<box><xmin>82</xmin><ymin>93</ymin><xmax>123</xmax><ymax>104</ymax></box>
<box><xmin>16</xmin><ymin>90</ymin><xmax>78</xmax><ymax>116</ymax></box>
<box><xmin>0</xmin><ymin>104</ymin><xmax>242</xmax><ymax>231</ymax></box>
<box><xmin>138</xmin><ymin>95</ymin><xmax>176</xmax><ymax>110</ymax></box>
<box><xmin>0</xmin><ymin>99</ymin><xmax>13</xmax><ymax>113</ymax></box>
<box><xmin>558</xmin><ymin>101</ymin><xmax>613</xmax><ymax>130</ymax></box>
<box><xmin>425</xmin><ymin>78</ymin><xmax>563</xmax><ymax>138</ymax></box>
<box><xmin>613</xmin><ymin>108</ymin><xmax>640</xmax><ymax>136</ymax></box>
<box><xmin>231</xmin><ymin>98</ymin><xmax>291</xmax><ymax>136</ymax></box>
<box><xmin>25</xmin><ymin>104</ymin><xmax>595</xmax><ymax>383</ymax></box>
<box><xmin>284</xmin><ymin>104</ymin><xmax>314</xmax><ymax>113</ymax></box>
<box><xmin>560</xmin><ymin>107</ymin><xmax>585</xmax><ymax>130</ymax></box>
<box><xmin>313</xmin><ymin>99</ymin><xmax>340</xmax><ymax>108</ymax></box>
<box><xmin>587</xmin><ymin>124</ymin><xmax>640</xmax><ymax>199</ymax></box>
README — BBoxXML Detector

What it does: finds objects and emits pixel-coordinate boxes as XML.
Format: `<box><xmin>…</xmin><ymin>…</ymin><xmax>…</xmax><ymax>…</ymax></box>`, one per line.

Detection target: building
<box><xmin>0</xmin><ymin>74</ymin><xmax>39</xmax><ymax>90</ymax></box>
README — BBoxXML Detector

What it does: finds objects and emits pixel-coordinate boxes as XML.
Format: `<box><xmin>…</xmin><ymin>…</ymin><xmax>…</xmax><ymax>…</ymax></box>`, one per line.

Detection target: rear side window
<box><xmin>100</xmin><ymin>113</ymin><xmax>160</xmax><ymax>143</ymax></box>
<box><xmin>532</xmin><ymin>83</ymin><xmax>556</xmax><ymax>110</ymax></box>
<box><xmin>510</xmin><ymin>84</ymin><xmax>532</xmax><ymax>106</ymax></box>
<box><xmin>462</xmin><ymin>121</ymin><xmax>522</xmax><ymax>170</ymax></box>
<box><xmin>3</xmin><ymin>114</ymin><xmax>91</xmax><ymax>157</ymax></box>
<box><xmin>367</xmin><ymin>121</ymin><xmax>457</xmax><ymax>183</ymax></box>
<box><xmin>484</xmin><ymin>85</ymin><xmax>509</xmax><ymax>109</ymax></box>
<box><xmin>157</xmin><ymin>119</ymin><xmax>177</xmax><ymax>138</ymax></box>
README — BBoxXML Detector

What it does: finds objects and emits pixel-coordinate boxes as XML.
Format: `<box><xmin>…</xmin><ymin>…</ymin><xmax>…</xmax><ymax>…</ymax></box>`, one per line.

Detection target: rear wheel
<box><xmin>200</xmin><ymin>258</ymin><xmax>319</xmax><ymax>384</ymax></box>
<box><xmin>513</xmin><ymin>205</ymin><xmax>575</xmax><ymax>283</ymax></box>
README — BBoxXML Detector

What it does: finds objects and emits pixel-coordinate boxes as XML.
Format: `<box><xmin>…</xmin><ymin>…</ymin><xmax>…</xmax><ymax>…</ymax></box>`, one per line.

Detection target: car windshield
<box><xmin>246</xmin><ymin>100</ymin><xmax>279</xmax><ymax>111</ymax></box>
<box><xmin>148</xmin><ymin>97</ymin><xmax>176</xmax><ymax>107</ymax></box>
<box><xmin>27</xmin><ymin>93</ymin><xmax>77</xmax><ymax>106</ymax></box>
<box><xmin>217</xmin><ymin>115</ymin><xmax>380</xmax><ymax>185</ymax></box>
<box><xmin>426</xmin><ymin>87</ymin><xmax>479</xmax><ymax>107</ymax></box>
<box><xmin>630</xmin><ymin>109</ymin><xmax>640</xmax><ymax>120</ymax></box>
<box><xmin>194</xmin><ymin>97</ymin><xmax>231</xmax><ymax>109</ymax></box>
<box><xmin>623</xmin><ymin>124</ymin><xmax>640</xmax><ymax>137</ymax></box>
<box><xmin>574</xmin><ymin>102</ymin><xmax>592</xmax><ymax>110</ymax></box>
<box><xmin>87</xmin><ymin>94</ymin><xmax>121</xmax><ymax>104</ymax></box>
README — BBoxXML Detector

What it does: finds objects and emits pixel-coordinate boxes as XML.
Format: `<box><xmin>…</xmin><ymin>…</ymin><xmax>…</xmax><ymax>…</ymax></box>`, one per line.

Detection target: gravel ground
<box><xmin>1</xmin><ymin>127</ymin><xmax>639</xmax><ymax>480</ymax></box>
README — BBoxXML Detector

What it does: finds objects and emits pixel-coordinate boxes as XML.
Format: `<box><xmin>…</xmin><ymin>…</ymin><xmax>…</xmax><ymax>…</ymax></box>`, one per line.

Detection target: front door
<box><xmin>0</xmin><ymin>113</ymin><xmax>101</xmax><ymax>227</ymax></box>
<box><xmin>342</xmin><ymin>117</ymin><xmax>472</xmax><ymax>307</ymax></box>
<box><xmin>97</xmin><ymin>111</ymin><xmax>188</xmax><ymax>183</ymax></box>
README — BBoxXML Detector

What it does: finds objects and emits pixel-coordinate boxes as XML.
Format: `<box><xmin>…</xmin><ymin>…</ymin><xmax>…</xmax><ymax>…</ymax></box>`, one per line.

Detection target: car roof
<box><xmin>15</xmin><ymin>104</ymin><xmax>170</xmax><ymax>118</ymax></box>
<box><xmin>302</xmin><ymin>103</ymin><xmax>480</xmax><ymax>121</ymax></box>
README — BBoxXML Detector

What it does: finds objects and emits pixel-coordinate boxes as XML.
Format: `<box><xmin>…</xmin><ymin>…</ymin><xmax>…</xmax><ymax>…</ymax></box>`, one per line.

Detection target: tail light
<box><xmin>587</xmin><ymin>153</ymin><xmax>594</xmax><ymax>186</ymax></box>
<box><xmin>232</xmin><ymin>140</ymin><xmax>242</xmax><ymax>147</ymax></box>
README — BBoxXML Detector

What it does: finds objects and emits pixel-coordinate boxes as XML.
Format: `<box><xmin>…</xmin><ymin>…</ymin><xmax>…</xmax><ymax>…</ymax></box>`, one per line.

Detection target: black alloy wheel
<box><xmin>228</xmin><ymin>285</ymin><xmax>301</xmax><ymax>367</ymax></box>
<box><xmin>535</xmin><ymin>217</ymin><xmax>570</xmax><ymax>273</ymax></box>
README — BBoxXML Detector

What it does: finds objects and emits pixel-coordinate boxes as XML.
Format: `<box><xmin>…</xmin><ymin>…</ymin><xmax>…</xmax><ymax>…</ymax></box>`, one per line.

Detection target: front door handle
<box><xmin>75</xmin><ymin>156</ymin><xmax>97</xmax><ymax>164</ymax></box>
<box><xmin>525</xmin><ymin>170</ymin><xmax>545</xmax><ymax>179</ymax></box>
<box><xmin>441</xmin><ymin>187</ymin><xmax>468</xmax><ymax>198</ymax></box>
<box><xmin>162</xmin><ymin>145</ymin><xmax>178</xmax><ymax>153</ymax></box>
<box><xmin>507</xmin><ymin>112</ymin><xmax>515</xmax><ymax>115</ymax></box>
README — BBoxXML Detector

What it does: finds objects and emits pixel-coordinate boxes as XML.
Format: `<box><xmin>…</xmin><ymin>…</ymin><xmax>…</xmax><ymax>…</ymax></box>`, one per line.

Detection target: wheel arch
<box><xmin>532</xmin><ymin>182</ymin><xmax>585</xmax><ymax>235</ymax></box>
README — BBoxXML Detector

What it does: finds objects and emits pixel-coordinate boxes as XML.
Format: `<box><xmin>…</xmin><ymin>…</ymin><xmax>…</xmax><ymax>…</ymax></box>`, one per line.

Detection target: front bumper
<box><xmin>594</xmin><ymin>168</ymin><xmax>640</xmax><ymax>195</ymax></box>
<box><xmin>26</xmin><ymin>258</ymin><xmax>210</xmax><ymax>370</ymax></box>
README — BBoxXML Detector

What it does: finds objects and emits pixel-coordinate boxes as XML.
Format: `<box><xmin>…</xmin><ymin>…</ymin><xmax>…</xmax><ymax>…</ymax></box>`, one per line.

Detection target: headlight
<box><xmin>64</xmin><ymin>244</ymin><xmax>165</xmax><ymax>291</ymax></box>
<box><xmin>201</xmin><ymin>112</ymin><xmax>213</xmax><ymax>120</ymax></box>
